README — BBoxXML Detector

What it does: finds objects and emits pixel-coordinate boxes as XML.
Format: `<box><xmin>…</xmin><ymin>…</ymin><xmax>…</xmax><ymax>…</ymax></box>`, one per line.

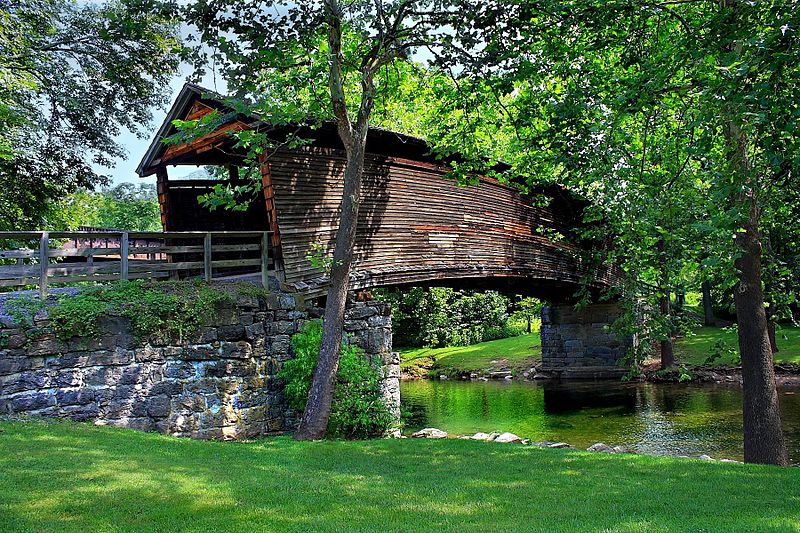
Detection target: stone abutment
<box><xmin>540</xmin><ymin>303</ymin><xmax>631</xmax><ymax>378</ymax></box>
<box><xmin>0</xmin><ymin>292</ymin><xmax>400</xmax><ymax>439</ymax></box>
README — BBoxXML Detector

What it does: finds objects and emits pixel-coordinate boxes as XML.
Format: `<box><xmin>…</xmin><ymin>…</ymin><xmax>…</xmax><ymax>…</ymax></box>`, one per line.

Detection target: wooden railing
<box><xmin>0</xmin><ymin>231</ymin><xmax>272</xmax><ymax>296</ymax></box>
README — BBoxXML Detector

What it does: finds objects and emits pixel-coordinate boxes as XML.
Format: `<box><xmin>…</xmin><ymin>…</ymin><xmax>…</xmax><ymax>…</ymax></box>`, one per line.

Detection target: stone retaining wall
<box><xmin>540</xmin><ymin>303</ymin><xmax>630</xmax><ymax>378</ymax></box>
<box><xmin>0</xmin><ymin>293</ymin><xmax>399</xmax><ymax>439</ymax></box>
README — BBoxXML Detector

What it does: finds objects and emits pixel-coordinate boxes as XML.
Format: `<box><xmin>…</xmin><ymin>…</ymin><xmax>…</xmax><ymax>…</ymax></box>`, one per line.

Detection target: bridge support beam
<box><xmin>540</xmin><ymin>303</ymin><xmax>632</xmax><ymax>379</ymax></box>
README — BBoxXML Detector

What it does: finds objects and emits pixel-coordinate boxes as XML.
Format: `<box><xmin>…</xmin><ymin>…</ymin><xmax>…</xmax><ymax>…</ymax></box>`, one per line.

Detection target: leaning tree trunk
<box><xmin>294</xmin><ymin>143</ymin><xmax>367</xmax><ymax>440</ymax></box>
<box><xmin>293</xmin><ymin>0</ymin><xmax>380</xmax><ymax>441</ymax></box>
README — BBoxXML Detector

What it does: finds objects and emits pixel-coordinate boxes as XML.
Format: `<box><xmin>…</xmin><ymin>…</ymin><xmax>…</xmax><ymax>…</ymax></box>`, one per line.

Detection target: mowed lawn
<box><xmin>400</xmin><ymin>332</ymin><xmax>541</xmax><ymax>377</ymax></box>
<box><xmin>2</xmin><ymin>420</ymin><xmax>800</xmax><ymax>532</ymax></box>
<box><xmin>675</xmin><ymin>326</ymin><xmax>800</xmax><ymax>366</ymax></box>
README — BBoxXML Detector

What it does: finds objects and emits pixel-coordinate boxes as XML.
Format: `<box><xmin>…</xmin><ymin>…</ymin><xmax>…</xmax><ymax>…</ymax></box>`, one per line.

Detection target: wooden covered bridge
<box><xmin>136</xmin><ymin>83</ymin><xmax>613</xmax><ymax>304</ymax></box>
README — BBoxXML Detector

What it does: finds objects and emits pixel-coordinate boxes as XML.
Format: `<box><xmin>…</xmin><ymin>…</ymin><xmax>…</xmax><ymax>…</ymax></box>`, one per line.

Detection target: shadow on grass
<box><xmin>1</xmin><ymin>419</ymin><xmax>799</xmax><ymax>532</ymax></box>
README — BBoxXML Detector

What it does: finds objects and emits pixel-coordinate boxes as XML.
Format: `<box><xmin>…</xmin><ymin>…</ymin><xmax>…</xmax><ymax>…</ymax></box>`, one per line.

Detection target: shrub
<box><xmin>374</xmin><ymin>287</ymin><xmax>525</xmax><ymax>348</ymax></box>
<box><xmin>279</xmin><ymin>320</ymin><xmax>394</xmax><ymax>439</ymax></box>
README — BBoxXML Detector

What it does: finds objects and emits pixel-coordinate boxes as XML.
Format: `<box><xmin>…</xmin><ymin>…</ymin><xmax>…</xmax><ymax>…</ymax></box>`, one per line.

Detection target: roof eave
<box><xmin>136</xmin><ymin>83</ymin><xmax>210</xmax><ymax>177</ymax></box>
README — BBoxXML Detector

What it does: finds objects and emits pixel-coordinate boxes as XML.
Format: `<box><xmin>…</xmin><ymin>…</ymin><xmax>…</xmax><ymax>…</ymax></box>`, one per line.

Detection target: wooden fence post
<box><xmin>120</xmin><ymin>232</ymin><xmax>129</xmax><ymax>281</ymax></box>
<box><xmin>261</xmin><ymin>231</ymin><xmax>270</xmax><ymax>292</ymax></box>
<box><xmin>204</xmin><ymin>232</ymin><xmax>212</xmax><ymax>282</ymax></box>
<box><xmin>39</xmin><ymin>232</ymin><xmax>48</xmax><ymax>298</ymax></box>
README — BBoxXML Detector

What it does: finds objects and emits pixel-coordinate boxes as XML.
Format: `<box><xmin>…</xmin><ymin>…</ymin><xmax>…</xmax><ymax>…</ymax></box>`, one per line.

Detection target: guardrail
<box><xmin>0</xmin><ymin>230</ymin><xmax>272</xmax><ymax>296</ymax></box>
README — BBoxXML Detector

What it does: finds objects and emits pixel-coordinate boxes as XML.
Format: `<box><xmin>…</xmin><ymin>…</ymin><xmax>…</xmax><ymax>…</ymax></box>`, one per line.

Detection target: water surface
<box><xmin>401</xmin><ymin>379</ymin><xmax>800</xmax><ymax>462</ymax></box>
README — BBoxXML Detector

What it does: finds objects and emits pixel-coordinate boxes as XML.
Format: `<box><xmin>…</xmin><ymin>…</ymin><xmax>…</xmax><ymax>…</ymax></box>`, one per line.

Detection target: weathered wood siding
<box><xmin>266</xmin><ymin>146</ymin><xmax>591</xmax><ymax>293</ymax></box>
<box><xmin>140</xmin><ymin>85</ymin><xmax>608</xmax><ymax>297</ymax></box>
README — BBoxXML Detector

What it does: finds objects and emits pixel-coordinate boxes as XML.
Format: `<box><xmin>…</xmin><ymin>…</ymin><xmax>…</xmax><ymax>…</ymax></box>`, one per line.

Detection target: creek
<box><xmin>400</xmin><ymin>379</ymin><xmax>800</xmax><ymax>462</ymax></box>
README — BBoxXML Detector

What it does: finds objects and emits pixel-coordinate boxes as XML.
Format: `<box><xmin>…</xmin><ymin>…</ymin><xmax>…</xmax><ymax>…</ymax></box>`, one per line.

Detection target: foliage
<box><xmin>54</xmin><ymin>183</ymin><xmax>161</xmax><ymax>231</ymax></box>
<box><xmin>305</xmin><ymin>242</ymin><xmax>337</xmax><ymax>276</ymax></box>
<box><xmin>510</xmin><ymin>297</ymin><xmax>543</xmax><ymax>333</ymax></box>
<box><xmin>375</xmin><ymin>287</ymin><xmax>522</xmax><ymax>348</ymax></box>
<box><xmin>279</xmin><ymin>321</ymin><xmax>394</xmax><ymax>439</ymax></box>
<box><xmin>0</xmin><ymin>0</ymin><xmax>181</xmax><ymax>230</ymax></box>
<box><xmin>8</xmin><ymin>281</ymin><xmax>237</xmax><ymax>343</ymax></box>
<box><xmin>3</xmin><ymin>295</ymin><xmax>46</xmax><ymax>327</ymax></box>
<box><xmin>48</xmin><ymin>293</ymin><xmax>110</xmax><ymax>341</ymax></box>
<box><xmin>703</xmin><ymin>326</ymin><xmax>743</xmax><ymax>367</ymax></box>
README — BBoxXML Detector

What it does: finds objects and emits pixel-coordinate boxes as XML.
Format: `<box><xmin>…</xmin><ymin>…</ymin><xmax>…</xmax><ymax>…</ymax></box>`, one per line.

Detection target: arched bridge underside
<box><xmin>138</xmin><ymin>84</ymin><xmax>615</xmax><ymax>303</ymax></box>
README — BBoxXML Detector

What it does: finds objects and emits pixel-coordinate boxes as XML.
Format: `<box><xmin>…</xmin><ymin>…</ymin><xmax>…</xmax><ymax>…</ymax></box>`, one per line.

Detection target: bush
<box><xmin>279</xmin><ymin>321</ymin><xmax>394</xmax><ymax>439</ymax></box>
<box><xmin>374</xmin><ymin>287</ymin><xmax>525</xmax><ymax>348</ymax></box>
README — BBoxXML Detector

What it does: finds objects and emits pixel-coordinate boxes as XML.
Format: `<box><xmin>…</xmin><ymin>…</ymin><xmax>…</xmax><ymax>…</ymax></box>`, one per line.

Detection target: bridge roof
<box><xmin>137</xmin><ymin>82</ymin><xmax>514</xmax><ymax>179</ymax></box>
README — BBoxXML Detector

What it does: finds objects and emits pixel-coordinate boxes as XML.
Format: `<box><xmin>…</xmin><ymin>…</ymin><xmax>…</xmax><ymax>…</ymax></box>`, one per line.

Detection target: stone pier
<box><xmin>540</xmin><ymin>303</ymin><xmax>631</xmax><ymax>379</ymax></box>
<box><xmin>0</xmin><ymin>292</ymin><xmax>399</xmax><ymax>438</ymax></box>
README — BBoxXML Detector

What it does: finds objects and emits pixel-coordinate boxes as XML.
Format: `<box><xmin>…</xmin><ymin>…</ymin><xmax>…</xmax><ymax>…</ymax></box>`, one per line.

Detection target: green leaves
<box><xmin>0</xmin><ymin>0</ymin><xmax>182</xmax><ymax>229</ymax></box>
<box><xmin>279</xmin><ymin>320</ymin><xmax>394</xmax><ymax>439</ymax></box>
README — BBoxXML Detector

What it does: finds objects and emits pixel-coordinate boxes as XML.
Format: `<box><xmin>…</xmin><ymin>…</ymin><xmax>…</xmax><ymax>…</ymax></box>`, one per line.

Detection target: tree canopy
<box><xmin>0</xmin><ymin>0</ymin><xmax>181</xmax><ymax>229</ymax></box>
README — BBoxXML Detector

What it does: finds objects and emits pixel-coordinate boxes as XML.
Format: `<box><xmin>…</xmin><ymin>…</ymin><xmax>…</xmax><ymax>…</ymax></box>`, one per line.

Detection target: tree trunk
<box><xmin>526</xmin><ymin>316</ymin><xmax>532</xmax><ymax>334</ymax></box>
<box><xmin>720</xmin><ymin>0</ymin><xmax>787</xmax><ymax>466</ymax></box>
<box><xmin>657</xmin><ymin>239</ymin><xmax>675</xmax><ymax>369</ymax></box>
<box><xmin>294</xmin><ymin>0</ymin><xmax>380</xmax><ymax>441</ymax></box>
<box><xmin>733</xmin><ymin>207</ymin><xmax>787</xmax><ymax>465</ymax></box>
<box><xmin>721</xmin><ymin>110</ymin><xmax>787</xmax><ymax>466</ymax></box>
<box><xmin>701</xmin><ymin>280</ymin><xmax>715</xmax><ymax>326</ymax></box>
<box><xmin>294</xmin><ymin>144</ymin><xmax>367</xmax><ymax>440</ymax></box>
<box><xmin>675</xmin><ymin>290</ymin><xmax>685</xmax><ymax>308</ymax></box>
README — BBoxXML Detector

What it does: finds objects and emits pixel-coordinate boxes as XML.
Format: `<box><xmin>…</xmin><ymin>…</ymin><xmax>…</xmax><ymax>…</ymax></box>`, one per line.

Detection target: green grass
<box><xmin>1</xmin><ymin>420</ymin><xmax>799</xmax><ymax>532</ymax></box>
<box><xmin>675</xmin><ymin>326</ymin><xmax>800</xmax><ymax>366</ymax></box>
<box><xmin>400</xmin><ymin>332</ymin><xmax>541</xmax><ymax>377</ymax></box>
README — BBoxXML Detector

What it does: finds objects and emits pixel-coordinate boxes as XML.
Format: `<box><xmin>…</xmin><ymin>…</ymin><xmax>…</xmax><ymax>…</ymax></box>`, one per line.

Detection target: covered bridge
<box><xmin>137</xmin><ymin>84</ymin><xmax>612</xmax><ymax>300</ymax></box>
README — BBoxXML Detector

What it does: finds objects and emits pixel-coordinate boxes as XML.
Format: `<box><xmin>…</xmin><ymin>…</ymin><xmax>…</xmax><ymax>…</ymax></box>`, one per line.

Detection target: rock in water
<box><xmin>547</xmin><ymin>442</ymin><xmax>572</xmax><ymax>449</ymax></box>
<box><xmin>470</xmin><ymin>432</ymin><xmax>495</xmax><ymax>441</ymax></box>
<box><xmin>587</xmin><ymin>442</ymin><xmax>614</xmax><ymax>453</ymax></box>
<box><xmin>494</xmin><ymin>432</ymin><xmax>523</xmax><ymax>444</ymax></box>
<box><xmin>411</xmin><ymin>428</ymin><xmax>448</xmax><ymax>439</ymax></box>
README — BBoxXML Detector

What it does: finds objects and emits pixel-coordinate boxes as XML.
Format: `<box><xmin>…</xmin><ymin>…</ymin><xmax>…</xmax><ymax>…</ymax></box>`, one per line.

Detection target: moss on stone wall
<box><xmin>4</xmin><ymin>281</ymin><xmax>275</xmax><ymax>343</ymax></box>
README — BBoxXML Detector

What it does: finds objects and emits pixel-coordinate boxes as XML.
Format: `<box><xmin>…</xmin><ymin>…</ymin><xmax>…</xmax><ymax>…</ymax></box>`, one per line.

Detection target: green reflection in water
<box><xmin>400</xmin><ymin>380</ymin><xmax>800</xmax><ymax>462</ymax></box>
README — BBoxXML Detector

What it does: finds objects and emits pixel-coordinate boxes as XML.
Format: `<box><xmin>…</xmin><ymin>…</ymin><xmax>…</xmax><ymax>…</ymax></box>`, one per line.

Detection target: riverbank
<box><xmin>399</xmin><ymin>326</ymin><xmax>800</xmax><ymax>382</ymax></box>
<box><xmin>2</xmin><ymin>419</ymin><xmax>799</xmax><ymax>532</ymax></box>
<box><xmin>399</xmin><ymin>332</ymin><xmax>541</xmax><ymax>379</ymax></box>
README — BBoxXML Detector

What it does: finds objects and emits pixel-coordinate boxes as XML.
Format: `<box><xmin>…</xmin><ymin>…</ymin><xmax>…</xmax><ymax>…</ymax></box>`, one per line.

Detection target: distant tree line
<box><xmin>375</xmin><ymin>288</ymin><xmax>538</xmax><ymax>348</ymax></box>
<box><xmin>54</xmin><ymin>182</ymin><xmax>161</xmax><ymax>232</ymax></box>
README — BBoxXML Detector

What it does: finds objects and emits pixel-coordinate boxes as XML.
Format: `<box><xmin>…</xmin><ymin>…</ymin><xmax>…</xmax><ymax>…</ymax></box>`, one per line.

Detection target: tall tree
<box><xmin>716</xmin><ymin>0</ymin><xmax>790</xmax><ymax>466</ymax></box>
<box><xmin>178</xmin><ymin>0</ymin><xmax>482</xmax><ymax>439</ymax></box>
<box><xmin>0</xmin><ymin>0</ymin><xmax>181</xmax><ymax>229</ymax></box>
<box><xmin>436</xmin><ymin>0</ymin><xmax>798</xmax><ymax>463</ymax></box>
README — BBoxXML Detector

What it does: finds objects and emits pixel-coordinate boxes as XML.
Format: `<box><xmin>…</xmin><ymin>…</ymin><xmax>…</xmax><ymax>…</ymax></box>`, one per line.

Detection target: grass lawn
<box><xmin>400</xmin><ymin>332</ymin><xmax>541</xmax><ymax>377</ymax></box>
<box><xmin>1</xmin><ymin>420</ymin><xmax>799</xmax><ymax>532</ymax></box>
<box><xmin>675</xmin><ymin>326</ymin><xmax>800</xmax><ymax>366</ymax></box>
